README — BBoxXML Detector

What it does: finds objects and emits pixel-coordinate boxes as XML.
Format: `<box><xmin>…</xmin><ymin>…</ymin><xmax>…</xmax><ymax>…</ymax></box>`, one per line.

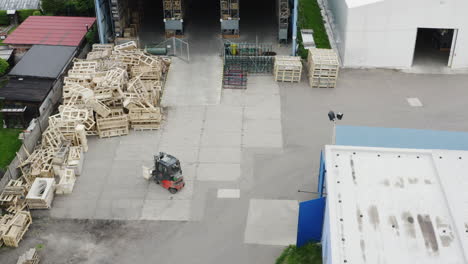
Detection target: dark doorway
<box><xmin>139</xmin><ymin>0</ymin><xmax>166</xmax><ymax>46</ymax></box>
<box><xmin>413</xmin><ymin>28</ymin><xmax>455</xmax><ymax>67</ymax></box>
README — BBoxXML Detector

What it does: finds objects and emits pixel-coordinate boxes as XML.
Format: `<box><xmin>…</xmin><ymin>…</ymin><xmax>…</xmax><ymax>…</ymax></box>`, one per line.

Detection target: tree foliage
<box><xmin>0</xmin><ymin>58</ymin><xmax>9</xmax><ymax>76</ymax></box>
<box><xmin>42</xmin><ymin>0</ymin><xmax>95</xmax><ymax>16</ymax></box>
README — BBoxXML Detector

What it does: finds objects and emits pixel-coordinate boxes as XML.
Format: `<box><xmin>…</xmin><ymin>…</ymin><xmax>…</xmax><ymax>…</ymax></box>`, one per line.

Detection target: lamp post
<box><xmin>328</xmin><ymin>111</ymin><xmax>343</xmax><ymax>144</ymax></box>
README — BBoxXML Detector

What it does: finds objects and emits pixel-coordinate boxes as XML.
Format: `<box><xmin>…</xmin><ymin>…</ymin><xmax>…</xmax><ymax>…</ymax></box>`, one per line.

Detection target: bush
<box><xmin>0</xmin><ymin>58</ymin><xmax>9</xmax><ymax>76</ymax></box>
<box><xmin>276</xmin><ymin>243</ymin><xmax>322</xmax><ymax>264</ymax></box>
<box><xmin>18</xmin><ymin>9</ymin><xmax>40</xmax><ymax>23</ymax></box>
<box><xmin>32</xmin><ymin>10</ymin><xmax>42</xmax><ymax>16</ymax></box>
<box><xmin>86</xmin><ymin>25</ymin><xmax>98</xmax><ymax>44</ymax></box>
<box><xmin>0</xmin><ymin>10</ymin><xmax>9</xmax><ymax>26</ymax></box>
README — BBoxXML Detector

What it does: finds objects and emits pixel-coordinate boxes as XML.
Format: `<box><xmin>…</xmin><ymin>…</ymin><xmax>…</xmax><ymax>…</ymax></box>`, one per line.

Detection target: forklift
<box><xmin>151</xmin><ymin>152</ymin><xmax>185</xmax><ymax>194</ymax></box>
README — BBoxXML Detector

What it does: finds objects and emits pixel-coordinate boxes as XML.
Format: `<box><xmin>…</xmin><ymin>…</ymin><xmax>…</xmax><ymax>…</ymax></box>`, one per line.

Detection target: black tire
<box><xmin>169</xmin><ymin>188</ymin><xmax>178</xmax><ymax>194</ymax></box>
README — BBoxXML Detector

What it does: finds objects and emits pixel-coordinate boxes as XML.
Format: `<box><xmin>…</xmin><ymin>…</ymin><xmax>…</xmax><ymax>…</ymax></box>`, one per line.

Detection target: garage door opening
<box><xmin>240</xmin><ymin>0</ymin><xmax>278</xmax><ymax>43</ymax></box>
<box><xmin>412</xmin><ymin>28</ymin><xmax>456</xmax><ymax>68</ymax></box>
<box><xmin>138</xmin><ymin>0</ymin><xmax>165</xmax><ymax>46</ymax></box>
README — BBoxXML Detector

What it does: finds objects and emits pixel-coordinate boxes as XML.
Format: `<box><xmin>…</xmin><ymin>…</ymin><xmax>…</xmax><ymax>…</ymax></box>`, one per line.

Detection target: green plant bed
<box><xmin>0</xmin><ymin>128</ymin><xmax>22</xmax><ymax>169</ymax></box>
<box><xmin>276</xmin><ymin>243</ymin><xmax>322</xmax><ymax>264</ymax></box>
<box><xmin>297</xmin><ymin>0</ymin><xmax>331</xmax><ymax>59</ymax></box>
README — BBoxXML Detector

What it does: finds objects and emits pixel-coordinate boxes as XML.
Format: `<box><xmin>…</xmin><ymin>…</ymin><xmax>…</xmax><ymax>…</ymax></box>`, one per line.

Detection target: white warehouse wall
<box><xmin>329</xmin><ymin>0</ymin><xmax>468</xmax><ymax>69</ymax></box>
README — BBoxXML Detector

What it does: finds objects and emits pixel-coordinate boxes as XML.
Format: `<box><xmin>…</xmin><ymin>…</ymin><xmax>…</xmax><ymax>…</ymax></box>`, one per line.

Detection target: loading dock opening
<box><xmin>103</xmin><ymin>0</ymin><xmax>287</xmax><ymax>48</ymax></box>
<box><xmin>413</xmin><ymin>28</ymin><xmax>456</xmax><ymax>68</ymax></box>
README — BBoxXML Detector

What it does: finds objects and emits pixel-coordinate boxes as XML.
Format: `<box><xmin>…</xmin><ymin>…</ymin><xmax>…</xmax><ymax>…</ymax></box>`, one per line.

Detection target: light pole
<box><xmin>328</xmin><ymin>111</ymin><xmax>343</xmax><ymax>144</ymax></box>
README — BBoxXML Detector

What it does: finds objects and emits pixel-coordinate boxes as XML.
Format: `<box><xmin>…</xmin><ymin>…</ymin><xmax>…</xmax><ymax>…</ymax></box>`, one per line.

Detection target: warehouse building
<box><xmin>326</xmin><ymin>0</ymin><xmax>468</xmax><ymax>69</ymax></box>
<box><xmin>94</xmin><ymin>0</ymin><xmax>290</xmax><ymax>44</ymax></box>
<box><xmin>297</xmin><ymin>126</ymin><xmax>468</xmax><ymax>263</ymax></box>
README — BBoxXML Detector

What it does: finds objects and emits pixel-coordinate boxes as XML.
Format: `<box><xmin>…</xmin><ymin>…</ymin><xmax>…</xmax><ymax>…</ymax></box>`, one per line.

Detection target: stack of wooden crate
<box><xmin>96</xmin><ymin>109</ymin><xmax>129</xmax><ymax>138</ymax></box>
<box><xmin>0</xmin><ymin>210</ymin><xmax>32</xmax><ymax>247</ymax></box>
<box><xmin>274</xmin><ymin>56</ymin><xmax>303</xmax><ymax>83</ymax></box>
<box><xmin>16</xmin><ymin>248</ymin><xmax>40</xmax><ymax>264</ymax></box>
<box><xmin>111</xmin><ymin>0</ymin><xmax>129</xmax><ymax>37</ymax></box>
<box><xmin>307</xmin><ymin>48</ymin><xmax>339</xmax><ymax>88</ymax></box>
<box><xmin>0</xmin><ymin>180</ymin><xmax>28</xmax><ymax>208</ymax></box>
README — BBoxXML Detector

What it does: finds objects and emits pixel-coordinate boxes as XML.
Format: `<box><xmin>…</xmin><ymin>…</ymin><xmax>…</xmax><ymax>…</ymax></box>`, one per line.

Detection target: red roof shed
<box><xmin>4</xmin><ymin>16</ymin><xmax>96</xmax><ymax>47</ymax></box>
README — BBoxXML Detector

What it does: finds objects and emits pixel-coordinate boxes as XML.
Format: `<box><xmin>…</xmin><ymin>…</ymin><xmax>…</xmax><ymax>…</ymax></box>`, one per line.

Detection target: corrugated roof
<box><xmin>0</xmin><ymin>47</ymin><xmax>13</xmax><ymax>60</ymax></box>
<box><xmin>0</xmin><ymin>77</ymin><xmax>54</xmax><ymax>103</ymax></box>
<box><xmin>325</xmin><ymin>145</ymin><xmax>468</xmax><ymax>264</ymax></box>
<box><xmin>0</xmin><ymin>0</ymin><xmax>40</xmax><ymax>10</ymax></box>
<box><xmin>9</xmin><ymin>45</ymin><xmax>77</xmax><ymax>79</ymax></box>
<box><xmin>4</xmin><ymin>16</ymin><xmax>96</xmax><ymax>46</ymax></box>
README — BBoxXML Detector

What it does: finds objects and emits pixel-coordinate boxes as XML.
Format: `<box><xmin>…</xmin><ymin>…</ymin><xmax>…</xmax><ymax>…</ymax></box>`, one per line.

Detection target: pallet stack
<box><xmin>278</xmin><ymin>0</ymin><xmax>289</xmax><ymax>42</ymax></box>
<box><xmin>163</xmin><ymin>0</ymin><xmax>183</xmax><ymax>20</ymax></box>
<box><xmin>0</xmin><ymin>180</ymin><xmax>28</xmax><ymax>208</ymax></box>
<box><xmin>0</xmin><ymin>210</ymin><xmax>32</xmax><ymax>248</ymax></box>
<box><xmin>111</xmin><ymin>0</ymin><xmax>129</xmax><ymax>37</ymax></box>
<box><xmin>0</xmin><ymin>41</ymin><xmax>170</xmax><ymax>248</ymax></box>
<box><xmin>307</xmin><ymin>48</ymin><xmax>339</xmax><ymax>88</ymax></box>
<box><xmin>17</xmin><ymin>248</ymin><xmax>40</xmax><ymax>264</ymax></box>
<box><xmin>274</xmin><ymin>56</ymin><xmax>302</xmax><ymax>83</ymax></box>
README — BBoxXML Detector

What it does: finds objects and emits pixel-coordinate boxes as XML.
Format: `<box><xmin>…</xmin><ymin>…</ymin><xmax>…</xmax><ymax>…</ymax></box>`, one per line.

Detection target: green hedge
<box><xmin>0</xmin><ymin>10</ymin><xmax>9</xmax><ymax>26</ymax></box>
<box><xmin>0</xmin><ymin>58</ymin><xmax>9</xmax><ymax>76</ymax></box>
<box><xmin>18</xmin><ymin>9</ymin><xmax>40</xmax><ymax>23</ymax></box>
<box><xmin>297</xmin><ymin>0</ymin><xmax>331</xmax><ymax>59</ymax></box>
<box><xmin>276</xmin><ymin>243</ymin><xmax>322</xmax><ymax>264</ymax></box>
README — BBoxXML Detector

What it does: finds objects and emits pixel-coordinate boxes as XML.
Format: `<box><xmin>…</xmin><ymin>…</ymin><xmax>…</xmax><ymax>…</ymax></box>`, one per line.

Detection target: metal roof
<box><xmin>3</xmin><ymin>16</ymin><xmax>96</xmax><ymax>46</ymax></box>
<box><xmin>9</xmin><ymin>45</ymin><xmax>76</xmax><ymax>79</ymax></box>
<box><xmin>325</xmin><ymin>145</ymin><xmax>468</xmax><ymax>264</ymax></box>
<box><xmin>0</xmin><ymin>47</ymin><xmax>13</xmax><ymax>60</ymax></box>
<box><xmin>0</xmin><ymin>0</ymin><xmax>40</xmax><ymax>10</ymax></box>
<box><xmin>0</xmin><ymin>77</ymin><xmax>54</xmax><ymax>103</ymax></box>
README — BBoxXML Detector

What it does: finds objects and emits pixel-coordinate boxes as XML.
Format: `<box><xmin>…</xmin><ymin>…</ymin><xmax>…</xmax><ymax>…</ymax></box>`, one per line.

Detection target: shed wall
<box><xmin>334</xmin><ymin>0</ymin><xmax>468</xmax><ymax>68</ymax></box>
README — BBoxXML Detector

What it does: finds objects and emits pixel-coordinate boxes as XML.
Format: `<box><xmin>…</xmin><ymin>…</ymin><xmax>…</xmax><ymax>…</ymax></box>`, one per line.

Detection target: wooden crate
<box><xmin>2</xmin><ymin>211</ymin><xmax>32</xmax><ymax>248</ymax></box>
<box><xmin>274</xmin><ymin>56</ymin><xmax>302</xmax><ymax>83</ymax></box>
<box><xmin>307</xmin><ymin>48</ymin><xmax>339</xmax><ymax>88</ymax></box>
<box><xmin>16</xmin><ymin>248</ymin><xmax>40</xmax><ymax>264</ymax></box>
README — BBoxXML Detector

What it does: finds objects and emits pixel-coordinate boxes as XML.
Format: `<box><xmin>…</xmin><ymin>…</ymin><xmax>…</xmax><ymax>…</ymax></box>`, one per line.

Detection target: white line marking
<box><xmin>217</xmin><ymin>189</ymin><xmax>240</xmax><ymax>198</ymax></box>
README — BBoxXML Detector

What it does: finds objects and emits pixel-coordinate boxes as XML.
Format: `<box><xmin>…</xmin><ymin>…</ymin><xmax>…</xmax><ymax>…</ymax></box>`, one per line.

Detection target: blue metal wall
<box><xmin>94</xmin><ymin>0</ymin><xmax>113</xmax><ymax>43</ymax></box>
<box><xmin>296</xmin><ymin>197</ymin><xmax>326</xmax><ymax>247</ymax></box>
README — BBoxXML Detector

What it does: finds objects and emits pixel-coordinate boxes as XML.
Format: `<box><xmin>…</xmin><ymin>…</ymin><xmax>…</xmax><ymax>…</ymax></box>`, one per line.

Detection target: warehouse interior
<box><xmin>135</xmin><ymin>0</ymin><xmax>281</xmax><ymax>47</ymax></box>
<box><xmin>413</xmin><ymin>28</ymin><xmax>455</xmax><ymax>67</ymax></box>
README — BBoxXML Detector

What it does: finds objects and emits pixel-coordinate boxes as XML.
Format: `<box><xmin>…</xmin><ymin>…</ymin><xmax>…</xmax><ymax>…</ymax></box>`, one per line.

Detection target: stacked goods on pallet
<box><xmin>0</xmin><ymin>210</ymin><xmax>32</xmax><ymax>247</ymax></box>
<box><xmin>274</xmin><ymin>56</ymin><xmax>302</xmax><ymax>83</ymax></box>
<box><xmin>111</xmin><ymin>0</ymin><xmax>129</xmax><ymax>37</ymax></box>
<box><xmin>25</xmin><ymin>178</ymin><xmax>55</xmax><ymax>209</ymax></box>
<box><xmin>307</xmin><ymin>48</ymin><xmax>339</xmax><ymax>88</ymax></box>
<box><xmin>17</xmin><ymin>248</ymin><xmax>40</xmax><ymax>264</ymax></box>
<box><xmin>163</xmin><ymin>0</ymin><xmax>183</xmax><ymax>20</ymax></box>
<box><xmin>278</xmin><ymin>0</ymin><xmax>289</xmax><ymax>42</ymax></box>
<box><xmin>220</xmin><ymin>0</ymin><xmax>240</xmax><ymax>37</ymax></box>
